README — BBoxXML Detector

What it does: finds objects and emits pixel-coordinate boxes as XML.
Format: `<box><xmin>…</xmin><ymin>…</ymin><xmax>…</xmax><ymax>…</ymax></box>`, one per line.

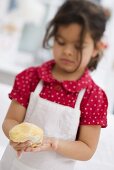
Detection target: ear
<box><xmin>92</xmin><ymin>41</ymin><xmax>106</xmax><ymax>58</ymax></box>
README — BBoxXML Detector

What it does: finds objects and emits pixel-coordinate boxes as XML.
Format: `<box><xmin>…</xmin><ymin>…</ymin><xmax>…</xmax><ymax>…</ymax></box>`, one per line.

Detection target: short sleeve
<box><xmin>9</xmin><ymin>67</ymin><xmax>40</xmax><ymax>108</ymax></box>
<box><xmin>80</xmin><ymin>87</ymin><xmax>108</xmax><ymax>128</ymax></box>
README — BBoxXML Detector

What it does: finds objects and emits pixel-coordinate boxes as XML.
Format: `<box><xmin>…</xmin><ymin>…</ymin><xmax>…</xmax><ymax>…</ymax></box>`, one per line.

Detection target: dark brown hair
<box><xmin>43</xmin><ymin>0</ymin><xmax>107</xmax><ymax>71</ymax></box>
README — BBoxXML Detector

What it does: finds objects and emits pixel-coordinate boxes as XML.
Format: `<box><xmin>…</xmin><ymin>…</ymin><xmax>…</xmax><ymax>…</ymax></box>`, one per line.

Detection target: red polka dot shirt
<box><xmin>9</xmin><ymin>60</ymin><xmax>108</xmax><ymax>128</ymax></box>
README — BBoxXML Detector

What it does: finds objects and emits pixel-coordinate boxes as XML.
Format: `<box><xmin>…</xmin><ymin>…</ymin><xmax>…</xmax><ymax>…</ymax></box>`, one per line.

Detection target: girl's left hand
<box><xmin>24</xmin><ymin>137</ymin><xmax>59</xmax><ymax>152</ymax></box>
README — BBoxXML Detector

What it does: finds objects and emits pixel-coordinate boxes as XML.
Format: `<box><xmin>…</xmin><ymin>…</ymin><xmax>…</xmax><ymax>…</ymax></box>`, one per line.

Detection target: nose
<box><xmin>63</xmin><ymin>45</ymin><xmax>75</xmax><ymax>56</ymax></box>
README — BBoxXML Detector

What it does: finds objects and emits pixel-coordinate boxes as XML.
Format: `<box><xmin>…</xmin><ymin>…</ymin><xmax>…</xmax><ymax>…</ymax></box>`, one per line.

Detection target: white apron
<box><xmin>0</xmin><ymin>81</ymin><xmax>85</xmax><ymax>170</ymax></box>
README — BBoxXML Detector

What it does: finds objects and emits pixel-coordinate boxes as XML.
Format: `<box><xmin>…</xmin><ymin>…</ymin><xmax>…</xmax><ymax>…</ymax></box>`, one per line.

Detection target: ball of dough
<box><xmin>9</xmin><ymin>122</ymin><xmax>44</xmax><ymax>147</ymax></box>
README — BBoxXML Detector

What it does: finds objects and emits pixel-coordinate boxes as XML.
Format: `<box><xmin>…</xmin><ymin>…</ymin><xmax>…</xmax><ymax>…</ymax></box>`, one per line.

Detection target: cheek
<box><xmin>53</xmin><ymin>45</ymin><xmax>62</xmax><ymax>58</ymax></box>
<box><xmin>81</xmin><ymin>49</ymin><xmax>93</xmax><ymax>65</ymax></box>
<box><xmin>83</xmin><ymin>47</ymin><xmax>94</xmax><ymax>58</ymax></box>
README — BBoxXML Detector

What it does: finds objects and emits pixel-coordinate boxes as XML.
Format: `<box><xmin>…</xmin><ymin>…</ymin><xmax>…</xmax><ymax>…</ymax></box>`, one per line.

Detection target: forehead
<box><xmin>56</xmin><ymin>23</ymin><xmax>92</xmax><ymax>43</ymax></box>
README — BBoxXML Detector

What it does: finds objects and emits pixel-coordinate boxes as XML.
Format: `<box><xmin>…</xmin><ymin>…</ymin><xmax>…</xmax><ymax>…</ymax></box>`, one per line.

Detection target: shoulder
<box><xmin>14</xmin><ymin>59</ymin><xmax>54</xmax><ymax>90</ymax></box>
<box><xmin>80</xmin><ymin>79</ymin><xmax>108</xmax><ymax>128</ymax></box>
<box><xmin>15</xmin><ymin>66</ymin><xmax>41</xmax><ymax>91</ymax></box>
<box><xmin>79</xmin><ymin>69</ymin><xmax>108</xmax><ymax>105</ymax></box>
<box><xmin>82</xmin><ymin>78</ymin><xmax>108</xmax><ymax>112</ymax></box>
<box><xmin>9</xmin><ymin>60</ymin><xmax>53</xmax><ymax>108</ymax></box>
<box><xmin>85</xmin><ymin>79</ymin><xmax>108</xmax><ymax>104</ymax></box>
<box><xmin>9</xmin><ymin>66</ymin><xmax>40</xmax><ymax>108</ymax></box>
<box><xmin>16</xmin><ymin>66</ymin><xmax>39</xmax><ymax>79</ymax></box>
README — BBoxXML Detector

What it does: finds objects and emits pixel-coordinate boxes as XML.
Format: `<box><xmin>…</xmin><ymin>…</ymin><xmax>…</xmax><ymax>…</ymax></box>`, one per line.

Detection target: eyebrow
<box><xmin>56</xmin><ymin>34</ymin><xmax>89</xmax><ymax>45</ymax></box>
<box><xmin>55</xmin><ymin>34</ymin><xmax>80</xmax><ymax>43</ymax></box>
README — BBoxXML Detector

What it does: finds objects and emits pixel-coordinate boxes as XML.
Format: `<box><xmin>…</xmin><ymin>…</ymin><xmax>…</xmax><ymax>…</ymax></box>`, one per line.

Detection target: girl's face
<box><xmin>53</xmin><ymin>23</ymin><xmax>98</xmax><ymax>75</ymax></box>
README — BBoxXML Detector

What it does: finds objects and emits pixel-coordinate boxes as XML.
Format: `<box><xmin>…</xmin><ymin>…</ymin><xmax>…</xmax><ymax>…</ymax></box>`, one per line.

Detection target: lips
<box><xmin>60</xmin><ymin>58</ymin><xmax>74</xmax><ymax>64</ymax></box>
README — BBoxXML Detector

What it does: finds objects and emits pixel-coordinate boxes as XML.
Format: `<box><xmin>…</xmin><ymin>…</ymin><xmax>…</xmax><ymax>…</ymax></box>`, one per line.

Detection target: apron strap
<box><xmin>74</xmin><ymin>89</ymin><xmax>86</xmax><ymax>140</ymax></box>
<box><xmin>34</xmin><ymin>80</ymin><xmax>43</xmax><ymax>95</ymax></box>
<box><xmin>74</xmin><ymin>88</ymin><xmax>86</xmax><ymax>109</ymax></box>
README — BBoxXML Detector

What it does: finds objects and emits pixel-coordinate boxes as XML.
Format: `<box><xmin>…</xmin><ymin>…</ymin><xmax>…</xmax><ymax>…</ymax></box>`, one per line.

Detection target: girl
<box><xmin>0</xmin><ymin>0</ymin><xmax>108</xmax><ymax>170</ymax></box>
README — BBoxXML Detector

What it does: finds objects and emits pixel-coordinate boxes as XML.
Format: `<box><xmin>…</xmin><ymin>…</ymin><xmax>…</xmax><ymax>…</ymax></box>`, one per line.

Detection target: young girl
<box><xmin>0</xmin><ymin>0</ymin><xmax>108</xmax><ymax>170</ymax></box>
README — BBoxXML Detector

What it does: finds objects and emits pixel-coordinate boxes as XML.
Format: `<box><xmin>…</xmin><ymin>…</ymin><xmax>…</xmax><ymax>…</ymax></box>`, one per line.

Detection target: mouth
<box><xmin>60</xmin><ymin>58</ymin><xmax>74</xmax><ymax>64</ymax></box>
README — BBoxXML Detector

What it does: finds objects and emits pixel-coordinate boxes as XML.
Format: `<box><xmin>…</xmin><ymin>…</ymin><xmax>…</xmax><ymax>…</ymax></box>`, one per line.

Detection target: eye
<box><xmin>55</xmin><ymin>38</ymin><xmax>65</xmax><ymax>46</ymax></box>
<box><xmin>74</xmin><ymin>45</ymin><xmax>81</xmax><ymax>50</ymax></box>
<box><xmin>75</xmin><ymin>44</ymin><xmax>86</xmax><ymax>50</ymax></box>
<box><xmin>58</xmin><ymin>41</ymin><xmax>65</xmax><ymax>46</ymax></box>
<box><xmin>81</xmin><ymin>45</ymin><xmax>87</xmax><ymax>49</ymax></box>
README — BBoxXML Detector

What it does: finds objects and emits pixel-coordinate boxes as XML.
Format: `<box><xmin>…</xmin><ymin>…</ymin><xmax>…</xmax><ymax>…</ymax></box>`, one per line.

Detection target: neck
<box><xmin>52</xmin><ymin>65</ymin><xmax>85</xmax><ymax>81</ymax></box>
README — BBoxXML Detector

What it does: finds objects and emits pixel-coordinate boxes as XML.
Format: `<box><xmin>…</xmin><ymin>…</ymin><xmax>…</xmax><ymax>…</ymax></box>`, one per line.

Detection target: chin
<box><xmin>61</xmin><ymin>65</ymin><xmax>77</xmax><ymax>73</ymax></box>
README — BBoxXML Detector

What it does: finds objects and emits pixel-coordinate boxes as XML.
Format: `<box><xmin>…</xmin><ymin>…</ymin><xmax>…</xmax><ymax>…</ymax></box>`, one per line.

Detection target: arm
<box><xmin>55</xmin><ymin>125</ymin><xmax>101</xmax><ymax>161</ymax></box>
<box><xmin>54</xmin><ymin>88</ymin><xmax>106</xmax><ymax>161</ymax></box>
<box><xmin>27</xmin><ymin>125</ymin><xmax>101</xmax><ymax>161</ymax></box>
<box><xmin>2</xmin><ymin>100</ymin><xmax>29</xmax><ymax>157</ymax></box>
<box><xmin>2</xmin><ymin>99</ymin><xmax>26</xmax><ymax>139</ymax></box>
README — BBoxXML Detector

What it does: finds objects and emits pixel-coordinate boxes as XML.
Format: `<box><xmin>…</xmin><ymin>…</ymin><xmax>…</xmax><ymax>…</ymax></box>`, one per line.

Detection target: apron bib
<box><xmin>0</xmin><ymin>81</ymin><xmax>85</xmax><ymax>170</ymax></box>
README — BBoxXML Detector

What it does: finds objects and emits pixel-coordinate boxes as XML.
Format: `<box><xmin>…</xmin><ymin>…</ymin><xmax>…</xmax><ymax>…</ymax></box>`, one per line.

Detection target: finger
<box><xmin>17</xmin><ymin>150</ymin><xmax>22</xmax><ymax>158</ymax></box>
<box><xmin>24</xmin><ymin>145</ymin><xmax>42</xmax><ymax>152</ymax></box>
<box><xmin>10</xmin><ymin>142</ymin><xmax>22</xmax><ymax>151</ymax></box>
<box><xmin>33</xmin><ymin>143</ymin><xmax>51</xmax><ymax>152</ymax></box>
<box><xmin>10</xmin><ymin>141</ymin><xmax>19</xmax><ymax>147</ymax></box>
<box><xmin>11</xmin><ymin>141</ymin><xmax>32</xmax><ymax>152</ymax></box>
<box><xmin>17</xmin><ymin>141</ymin><xmax>32</xmax><ymax>148</ymax></box>
<box><xmin>24</xmin><ymin>143</ymin><xmax>50</xmax><ymax>152</ymax></box>
<box><xmin>24</xmin><ymin>146</ymin><xmax>33</xmax><ymax>152</ymax></box>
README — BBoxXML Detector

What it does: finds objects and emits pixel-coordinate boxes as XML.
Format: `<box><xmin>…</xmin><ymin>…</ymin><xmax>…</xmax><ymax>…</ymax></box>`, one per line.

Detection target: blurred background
<box><xmin>0</xmin><ymin>0</ymin><xmax>114</xmax><ymax>167</ymax></box>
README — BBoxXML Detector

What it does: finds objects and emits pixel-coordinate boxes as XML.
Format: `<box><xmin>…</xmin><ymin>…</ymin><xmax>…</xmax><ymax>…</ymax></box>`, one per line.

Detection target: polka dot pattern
<box><xmin>9</xmin><ymin>60</ymin><xmax>108</xmax><ymax>128</ymax></box>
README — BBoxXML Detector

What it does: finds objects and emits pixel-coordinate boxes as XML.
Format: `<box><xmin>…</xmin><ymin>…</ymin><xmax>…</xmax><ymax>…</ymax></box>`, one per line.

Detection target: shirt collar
<box><xmin>37</xmin><ymin>60</ymin><xmax>55</xmax><ymax>82</ymax></box>
<box><xmin>37</xmin><ymin>60</ymin><xmax>93</xmax><ymax>93</ymax></box>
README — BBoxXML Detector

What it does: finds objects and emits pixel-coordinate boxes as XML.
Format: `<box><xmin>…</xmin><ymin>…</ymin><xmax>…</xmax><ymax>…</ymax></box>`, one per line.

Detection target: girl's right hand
<box><xmin>10</xmin><ymin>140</ymin><xmax>32</xmax><ymax>157</ymax></box>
